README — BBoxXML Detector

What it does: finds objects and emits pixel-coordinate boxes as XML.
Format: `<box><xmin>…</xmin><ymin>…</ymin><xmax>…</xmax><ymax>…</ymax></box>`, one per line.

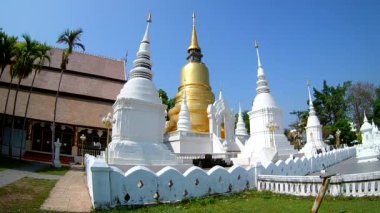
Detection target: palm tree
<box><xmin>51</xmin><ymin>28</ymin><xmax>85</xmax><ymax>165</ymax></box>
<box><xmin>8</xmin><ymin>34</ymin><xmax>40</xmax><ymax>157</ymax></box>
<box><xmin>0</xmin><ymin>31</ymin><xmax>17</xmax><ymax>154</ymax></box>
<box><xmin>18</xmin><ymin>43</ymin><xmax>51</xmax><ymax>159</ymax></box>
<box><xmin>0</xmin><ymin>31</ymin><xmax>17</xmax><ymax>79</ymax></box>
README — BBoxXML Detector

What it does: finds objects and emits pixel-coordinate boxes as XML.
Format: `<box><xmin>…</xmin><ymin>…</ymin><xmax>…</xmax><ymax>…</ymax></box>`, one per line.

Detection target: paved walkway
<box><xmin>309</xmin><ymin>156</ymin><xmax>380</xmax><ymax>176</ymax></box>
<box><xmin>40</xmin><ymin>169</ymin><xmax>92</xmax><ymax>212</ymax></box>
<box><xmin>0</xmin><ymin>162</ymin><xmax>60</xmax><ymax>188</ymax></box>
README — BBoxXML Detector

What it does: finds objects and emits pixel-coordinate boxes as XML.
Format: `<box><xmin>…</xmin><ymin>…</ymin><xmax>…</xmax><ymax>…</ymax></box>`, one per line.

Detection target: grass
<box><xmin>0</xmin><ymin>177</ymin><xmax>57</xmax><ymax>213</ymax></box>
<box><xmin>97</xmin><ymin>190</ymin><xmax>380</xmax><ymax>213</ymax></box>
<box><xmin>36</xmin><ymin>165</ymin><xmax>70</xmax><ymax>176</ymax></box>
<box><xmin>0</xmin><ymin>156</ymin><xmax>31</xmax><ymax>171</ymax></box>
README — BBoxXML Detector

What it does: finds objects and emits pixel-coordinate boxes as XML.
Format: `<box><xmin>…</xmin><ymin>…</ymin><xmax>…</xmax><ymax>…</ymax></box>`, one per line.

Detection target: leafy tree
<box><xmin>158</xmin><ymin>88</ymin><xmax>176</xmax><ymax>120</ymax></box>
<box><xmin>0</xmin><ymin>30</ymin><xmax>17</xmax><ymax>153</ymax></box>
<box><xmin>346</xmin><ymin>82</ymin><xmax>376</xmax><ymax>132</ymax></box>
<box><xmin>8</xmin><ymin>34</ymin><xmax>40</xmax><ymax>157</ymax></box>
<box><xmin>374</xmin><ymin>97</ymin><xmax>380</xmax><ymax>127</ymax></box>
<box><xmin>52</xmin><ymin>29</ymin><xmax>85</xmax><ymax>165</ymax></box>
<box><xmin>0</xmin><ymin>30</ymin><xmax>17</xmax><ymax>79</ymax></box>
<box><xmin>330</xmin><ymin>119</ymin><xmax>357</xmax><ymax>146</ymax></box>
<box><xmin>313</xmin><ymin>80</ymin><xmax>351</xmax><ymax>126</ymax></box>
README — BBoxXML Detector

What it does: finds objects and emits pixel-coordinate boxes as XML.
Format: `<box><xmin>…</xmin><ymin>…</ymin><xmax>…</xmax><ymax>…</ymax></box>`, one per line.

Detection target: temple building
<box><xmin>299</xmin><ymin>82</ymin><xmax>327</xmax><ymax>157</ymax></box>
<box><xmin>0</xmin><ymin>47</ymin><xmax>126</xmax><ymax>162</ymax></box>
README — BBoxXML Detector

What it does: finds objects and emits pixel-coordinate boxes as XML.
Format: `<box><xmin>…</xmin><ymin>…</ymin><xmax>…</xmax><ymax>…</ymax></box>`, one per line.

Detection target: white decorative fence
<box><xmin>85</xmin><ymin>154</ymin><xmax>257</xmax><ymax>208</ymax></box>
<box><xmin>85</xmin><ymin>147</ymin><xmax>358</xmax><ymax>209</ymax></box>
<box><xmin>259</xmin><ymin>147</ymin><xmax>356</xmax><ymax>176</ymax></box>
<box><xmin>258</xmin><ymin>172</ymin><xmax>380</xmax><ymax>197</ymax></box>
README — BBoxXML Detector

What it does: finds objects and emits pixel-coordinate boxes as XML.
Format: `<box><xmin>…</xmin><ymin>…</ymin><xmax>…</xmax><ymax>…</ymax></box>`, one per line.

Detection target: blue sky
<box><xmin>1</xmin><ymin>0</ymin><xmax>380</xmax><ymax>127</ymax></box>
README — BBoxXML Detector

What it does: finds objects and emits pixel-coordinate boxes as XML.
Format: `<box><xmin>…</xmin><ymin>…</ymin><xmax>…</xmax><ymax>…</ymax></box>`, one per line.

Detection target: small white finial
<box><xmin>255</xmin><ymin>40</ymin><xmax>262</xmax><ymax>68</ymax></box>
<box><xmin>307</xmin><ymin>81</ymin><xmax>313</xmax><ymax>106</ymax></box>
<box><xmin>364</xmin><ymin>111</ymin><xmax>368</xmax><ymax>122</ymax></box>
<box><xmin>219</xmin><ymin>89</ymin><xmax>223</xmax><ymax>100</ymax></box>
<box><xmin>239</xmin><ymin>102</ymin><xmax>242</xmax><ymax>113</ymax></box>
<box><xmin>147</xmin><ymin>12</ymin><xmax>152</xmax><ymax>23</ymax></box>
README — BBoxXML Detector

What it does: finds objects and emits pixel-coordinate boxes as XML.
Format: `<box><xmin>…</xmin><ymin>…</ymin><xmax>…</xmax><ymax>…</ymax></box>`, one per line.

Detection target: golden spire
<box><xmin>188</xmin><ymin>12</ymin><xmax>201</xmax><ymax>52</ymax></box>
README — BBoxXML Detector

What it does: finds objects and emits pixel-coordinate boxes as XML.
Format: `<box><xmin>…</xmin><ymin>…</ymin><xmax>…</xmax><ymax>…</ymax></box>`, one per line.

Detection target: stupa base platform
<box><xmin>107</xmin><ymin>140</ymin><xmax>181</xmax><ymax>165</ymax></box>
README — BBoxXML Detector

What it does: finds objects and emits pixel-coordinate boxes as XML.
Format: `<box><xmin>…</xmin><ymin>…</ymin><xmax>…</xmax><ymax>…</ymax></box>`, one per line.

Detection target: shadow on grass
<box><xmin>36</xmin><ymin>165</ymin><xmax>70</xmax><ymax>176</ymax></box>
<box><xmin>0</xmin><ymin>156</ymin><xmax>32</xmax><ymax>172</ymax></box>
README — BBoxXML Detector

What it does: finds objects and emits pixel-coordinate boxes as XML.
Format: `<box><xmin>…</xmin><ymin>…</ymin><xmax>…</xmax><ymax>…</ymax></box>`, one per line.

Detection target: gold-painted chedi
<box><xmin>166</xmin><ymin>13</ymin><xmax>215</xmax><ymax>133</ymax></box>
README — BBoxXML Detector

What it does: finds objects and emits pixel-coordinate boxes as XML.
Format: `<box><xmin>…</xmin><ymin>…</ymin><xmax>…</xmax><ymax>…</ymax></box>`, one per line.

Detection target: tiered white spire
<box><xmin>177</xmin><ymin>90</ymin><xmax>192</xmax><ymax>131</ymax></box>
<box><xmin>130</xmin><ymin>13</ymin><xmax>153</xmax><ymax>80</ymax></box>
<box><xmin>219</xmin><ymin>90</ymin><xmax>223</xmax><ymax>100</ymax></box>
<box><xmin>372</xmin><ymin>120</ymin><xmax>379</xmax><ymax>134</ymax></box>
<box><xmin>360</xmin><ymin>112</ymin><xmax>372</xmax><ymax>132</ymax></box>
<box><xmin>306</xmin><ymin>81</ymin><xmax>320</xmax><ymax>126</ymax></box>
<box><xmin>235</xmin><ymin>103</ymin><xmax>248</xmax><ymax>136</ymax></box>
<box><xmin>255</xmin><ymin>41</ymin><xmax>270</xmax><ymax>94</ymax></box>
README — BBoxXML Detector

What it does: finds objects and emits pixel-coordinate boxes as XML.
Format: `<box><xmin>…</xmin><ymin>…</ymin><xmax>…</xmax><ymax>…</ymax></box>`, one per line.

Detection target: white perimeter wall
<box><xmin>85</xmin><ymin>147</ymin><xmax>356</xmax><ymax>209</ymax></box>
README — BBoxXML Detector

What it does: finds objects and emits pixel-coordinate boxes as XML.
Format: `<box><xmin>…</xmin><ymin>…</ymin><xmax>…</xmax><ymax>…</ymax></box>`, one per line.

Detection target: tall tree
<box><xmin>313</xmin><ymin>80</ymin><xmax>351</xmax><ymax>126</ymax></box>
<box><xmin>52</xmin><ymin>29</ymin><xmax>85</xmax><ymax>165</ymax></box>
<box><xmin>19</xmin><ymin>43</ymin><xmax>50</xmax><ymax>158</ymax></box>
<box><xmin>346</xmin><ymin>82</ymin><xmax>376</xmax><ymax>132</ymax></box>
<box><xmin>0</xmin><ymin>30</ymin><xmax>17</xmax><ymax>153</ymax></box>
<box><xmin>8</xmin><ymin>34</ymin><xmax>40</xmax><ymax>157</ymax></box>
<box><xmin>0</xmin><ymin>30</ymin><xmax>17</xmax><ymax>79</ymax></box>
<box><xmin>374</xmin><ymin>99</ymin><xmax>380</xmax><ymax>127</ymax></box>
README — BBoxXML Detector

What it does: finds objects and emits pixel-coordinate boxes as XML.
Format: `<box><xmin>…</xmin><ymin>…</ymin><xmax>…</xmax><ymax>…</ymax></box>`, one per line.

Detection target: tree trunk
<box><xmin>1</xmin><ymin>77</ymin><xmax>14</xmax><ymax>156</ymax></box>
<box><xmin>9</xmin><ymin>78</ymin><xmax>21</xmax><ymax>158</ymax></box>
<box><xmin>52</xmin><ymin>68</ymin><xmax>64</xmax><ymax>166</ymax></box>
<box><xmin>19</xmin><ymin>71</ymin><xmax>38</xmax><ymax>159</ymax></box>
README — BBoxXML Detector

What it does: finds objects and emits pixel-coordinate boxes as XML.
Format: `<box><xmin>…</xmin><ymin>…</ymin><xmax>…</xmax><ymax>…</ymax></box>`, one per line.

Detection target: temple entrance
<box><xmin>31</xmin><ymin>123</ymin><xmax>74</xmax><ymax>155</ymax></box>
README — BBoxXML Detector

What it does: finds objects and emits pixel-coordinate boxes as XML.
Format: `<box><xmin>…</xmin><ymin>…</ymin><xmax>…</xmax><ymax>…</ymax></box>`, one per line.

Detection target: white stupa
<box><xmin>360</xmin><ymin>112</ymin><xmax>374</xmax><ymax>146</ymax></box>
<box><xmin>299</xmin><ymin>82</ymin><xmax>327</xmax><ymax>157</ymax></box>
<box><xmin>177</xmin><ymin>90</ymin><xmax>192</xmax><ymax>132</ymax></box>
<box><xmin>234</xmin><ymin>41</ymin><xmax>296</xmax><ymax>166</ymax></box>
<box><xmin>235</xmin><ymin>103</ymin><xmax>248</xmax><ymax>137</ymax></box>
<box><xmin>357</xmin><ymin>112</ymin><xmax>380</xmax><ymax>160</ymax></box>
<box><xmin>107</xmin><ymin>14</ymin><xmax>179</xmax><ymax>165</ymax></box>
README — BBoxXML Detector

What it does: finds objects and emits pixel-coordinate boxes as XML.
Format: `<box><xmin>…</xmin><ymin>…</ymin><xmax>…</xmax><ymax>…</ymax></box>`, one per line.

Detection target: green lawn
<box><xmin>100</xmin><ymin>191</ymin><xmax>380</xmax><ymax>213</ymax></box>
<box><xmin>36</xmin><ymin>165</ymin><xmax>70</xmax><ymax>176</ymax></box>
<box><xmin>0</xmin><ymin>156</ymin><xmax>31</xmax><ymax>171</ymax></box>
<box><xmin>0</xmin><ymin>177</ymin><xmax>57</xmax><ymax>212</ymax></box>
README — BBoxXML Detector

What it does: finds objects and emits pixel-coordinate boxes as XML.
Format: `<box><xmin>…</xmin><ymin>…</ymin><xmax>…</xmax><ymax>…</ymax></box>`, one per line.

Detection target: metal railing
<box><xmin>78</xmin><ymin>147</ymin><xmax>103</xmax><ymax>157</ymax></box>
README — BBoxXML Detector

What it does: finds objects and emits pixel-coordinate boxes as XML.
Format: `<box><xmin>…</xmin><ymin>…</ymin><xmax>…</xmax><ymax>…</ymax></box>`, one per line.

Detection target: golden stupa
<box><xmin>166</xmin><ymin>13</ymin><xmax>215</xmax><ymax>133</ymax></box>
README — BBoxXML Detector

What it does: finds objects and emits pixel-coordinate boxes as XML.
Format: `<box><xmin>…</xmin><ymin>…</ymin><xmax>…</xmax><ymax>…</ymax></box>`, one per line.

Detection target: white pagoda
<box><xmin>299</xmin><ymin>82</ymin><xmax>327</xmax><ymax>157</ymax></box>
<box><xmin>107</xmin><ymin>14</ymin><xmax>179</xmax><ymax>165</ymax></box>
<box><xmin>234</xmin><ymin>41</ymin><xmax>296</xmax><ymax>166</ymax></box>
